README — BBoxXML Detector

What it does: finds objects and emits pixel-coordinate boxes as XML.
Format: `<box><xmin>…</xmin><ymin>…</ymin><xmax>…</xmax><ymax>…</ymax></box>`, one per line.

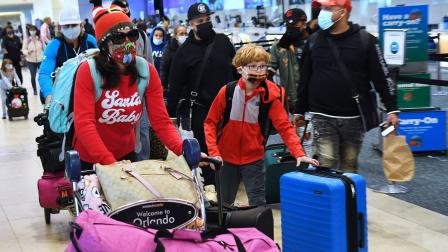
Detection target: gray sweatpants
<box><xmin>217</xmin><ymin>160</ymin><xmax>266</xmax><ymax>207</ymax></box>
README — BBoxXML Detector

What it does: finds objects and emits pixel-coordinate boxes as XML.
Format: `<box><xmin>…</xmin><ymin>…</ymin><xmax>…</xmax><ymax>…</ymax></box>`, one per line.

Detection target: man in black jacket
<box><xmin>295</xmin><ymin>0</ymin><xmax>399</xmax><ymax>172</ymax></box>
<box><xmin>167</xmin><ymin>2</ymin><xmax>237</xmax><ymax>188</ymax></box>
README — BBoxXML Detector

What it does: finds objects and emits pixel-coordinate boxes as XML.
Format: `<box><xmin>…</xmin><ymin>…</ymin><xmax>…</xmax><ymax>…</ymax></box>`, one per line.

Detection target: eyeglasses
<box><xmin>107</xmin><ymin>29</ymin><xmax>140</xmax><ymax>44</ymax></box>
<box><xmin>245</xmin><ymin>64</ymin><xmax>268</xmax><ymax>72</ymax></box>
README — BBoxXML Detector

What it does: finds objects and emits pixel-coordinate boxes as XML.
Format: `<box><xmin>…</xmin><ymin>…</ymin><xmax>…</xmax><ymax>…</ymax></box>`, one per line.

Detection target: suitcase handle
<box><xmin>359</xmin><ymin>213</ymin><xmax>366</xmax><ymax>248</ymax></box>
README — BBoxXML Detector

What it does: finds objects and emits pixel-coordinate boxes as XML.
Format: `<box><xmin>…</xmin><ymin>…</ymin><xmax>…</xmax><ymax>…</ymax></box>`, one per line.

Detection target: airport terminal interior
<box><xmin>0</xmin><ymin>0</ymin><xmax>448</xmax><ymax>251</ymax></box>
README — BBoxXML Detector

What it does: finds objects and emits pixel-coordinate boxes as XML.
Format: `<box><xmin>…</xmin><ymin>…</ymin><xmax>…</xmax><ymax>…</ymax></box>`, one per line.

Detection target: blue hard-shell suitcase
<box><xmin>280</xmin><ymin>168</ymin><xmax>368</xmax><ymax>252</ymax></box>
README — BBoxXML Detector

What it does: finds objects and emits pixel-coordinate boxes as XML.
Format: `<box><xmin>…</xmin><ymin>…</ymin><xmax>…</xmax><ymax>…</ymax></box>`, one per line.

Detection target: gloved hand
<box><xmin>89</xmin><ymin>0</ymin><xmax>103</xmax><ymax>7</ymax></box>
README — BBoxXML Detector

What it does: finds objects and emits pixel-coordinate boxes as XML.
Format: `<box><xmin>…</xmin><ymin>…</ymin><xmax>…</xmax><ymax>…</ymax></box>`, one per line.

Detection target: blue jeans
<box><xmin>312</xmin><ymin>114</ymin><xmax>364</xmax><ymax>172</ymax></box>
<box><xmin>27</xmin><ymin>61</ymin><xmax>40</xmax><ymax>93</ymax></box>
<box><xmin>136</xmin><ymin>106</ymin><xmax>150</xmax><ymax>161</ymax></box>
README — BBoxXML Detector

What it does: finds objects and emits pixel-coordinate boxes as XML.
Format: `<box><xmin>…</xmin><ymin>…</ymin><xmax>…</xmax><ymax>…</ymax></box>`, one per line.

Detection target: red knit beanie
<box><xmin>92</xmin><ymin>6</ymin><xmax>134</xmax><ymax>43</ymax></box>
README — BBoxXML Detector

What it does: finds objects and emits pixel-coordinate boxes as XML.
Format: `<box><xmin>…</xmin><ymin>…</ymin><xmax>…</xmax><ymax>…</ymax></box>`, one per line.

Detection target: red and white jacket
<box><xmin>73</xmin><ymin>62</ymin><xmax>182</xmax><ymax>165</ymax></box>
<box><xmin>204</xmin><ymin>79</ymin><xmax>305</xmax><ymax>165</ymax></box>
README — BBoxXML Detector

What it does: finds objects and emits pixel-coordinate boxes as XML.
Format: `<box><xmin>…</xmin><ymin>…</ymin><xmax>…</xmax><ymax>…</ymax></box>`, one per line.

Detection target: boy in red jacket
<box><xmin>204</xmin><ymin>44</ymin><xmax>319</xmax><ymax>206</ymax></box>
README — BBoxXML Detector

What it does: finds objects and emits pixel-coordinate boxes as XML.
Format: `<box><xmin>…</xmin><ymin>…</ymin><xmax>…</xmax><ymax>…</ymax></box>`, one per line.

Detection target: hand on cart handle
<box><xmin>200</xmin><ymin>155</ymin><xmax>223</xmax><ymax>171</ymax></box>
<box><xmin>297</xmin><ymin>156</ymin><xmax>320</xmax><ymax>167</ymax></box>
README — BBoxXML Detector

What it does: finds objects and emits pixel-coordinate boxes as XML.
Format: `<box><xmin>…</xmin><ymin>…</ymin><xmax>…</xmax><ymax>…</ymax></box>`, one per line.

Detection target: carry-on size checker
<box><xmin>281</xmin><ymin>168</ymin><xmax>368</xmax><ymax>252</ymax></box>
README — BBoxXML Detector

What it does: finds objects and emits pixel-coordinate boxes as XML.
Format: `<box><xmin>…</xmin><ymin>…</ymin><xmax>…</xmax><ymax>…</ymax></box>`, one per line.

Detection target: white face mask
<box><xmin>153</xmin><ymin>38</ymin><xmax>163</xmax><ymax>46</ymax></box>
<box><xmin>61</xmin><ymin>26</ymin><xmax>81</xmax><ymax>40</ymax></box>
<box><xmin>30</xmin><ymin>30</ymin><xmax>36</xmax><ymax>36</ymax></box>
<box><xmin>177</xmin><ymin>35</ymin><xmax>187</xmax><ymax>45</ymax></box>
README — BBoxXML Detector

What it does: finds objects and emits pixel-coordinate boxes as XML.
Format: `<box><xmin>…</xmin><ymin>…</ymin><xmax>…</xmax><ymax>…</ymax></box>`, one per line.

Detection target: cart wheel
<box><xmin>44</xmin><ymin>208</ymin><xmax>51</xmax><ymax>224</ymax></box>
<box><xmin>8</xmin><ymin>117</ymin><xmax>12</xmax><ymax>121</ymax></box>
<box><xmin>24</xmin><ymin>115</ymin><xmax>28</xmax><ymax>120</ymax></box>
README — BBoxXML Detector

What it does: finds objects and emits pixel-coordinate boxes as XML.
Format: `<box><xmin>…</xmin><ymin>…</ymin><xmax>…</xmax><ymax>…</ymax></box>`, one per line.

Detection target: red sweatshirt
<box><xmin>204</xmin><ymin>79</ymin><xmax>305</xmax><ymax>165</ymax></box>
<box><xmin>73</xmin><ymin>61</ymin><xmax>182</xmax><ymax>165</ymax></box>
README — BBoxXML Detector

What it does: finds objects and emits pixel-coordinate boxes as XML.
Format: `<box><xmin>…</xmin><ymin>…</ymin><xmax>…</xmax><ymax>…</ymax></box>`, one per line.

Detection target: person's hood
<box><xmin>237</xmin><ymin>79</ymin><xmax>281</xmax><ymax>103</ymax></box>
<box><xmin>325</xmin><ymin>22</ymin><xmax>361</xmax><ymax>40</ymax></box>
<box><xmin>150</xmin><ymin>26</ymin><xmax>167</xmax><ymax>48</ymax></box>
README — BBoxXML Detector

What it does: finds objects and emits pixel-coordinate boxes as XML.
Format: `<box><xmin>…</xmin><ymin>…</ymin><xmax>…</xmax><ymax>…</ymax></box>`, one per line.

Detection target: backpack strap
<box><xmin>134</xmin><ymin>56</ymin><xmax>150</xmax><ymax>101</ymax></box>
<box><xmin>258</xmin><ymin>81</ymin><xmax>273</xmax><ymax>143</ymax></box>
<box><xmin>89</xmin><ymin>56</ymin><xmax>150</xmax><ymax>102</ymax></box>
<box><xmin>222</xmin><ymin>81</ymin><xmax>238</xmax><ymax>130</ymax></box>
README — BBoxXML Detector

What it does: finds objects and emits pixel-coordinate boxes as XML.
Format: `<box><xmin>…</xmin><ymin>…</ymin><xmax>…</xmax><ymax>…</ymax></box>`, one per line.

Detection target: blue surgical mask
<box><xmin>153</xmin><ymin>38</ymin><xmax>163</xmax><ymax>46</ymax></box>
<box><xmin>61</xmin><ymin>26</ymin><xmax>81</xmax><ymax>40</ymax></box>
<box><xmin>318</xmin><ymin>9</ymin><xmax>343</xmax><ymax>31</ymax></box>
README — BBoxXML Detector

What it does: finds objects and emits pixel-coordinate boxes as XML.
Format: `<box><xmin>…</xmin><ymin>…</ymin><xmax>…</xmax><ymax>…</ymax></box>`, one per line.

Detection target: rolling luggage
<box><xmin>205</xmin><ymin>158</ymin><xmax>275</xmax><ymax>239</ymax></box>
<box><xmin>264</xmin><ymin>144</ymin><xmax>308</xmax><ymax>204</ymax></box>
<box><xmin>6</xmin><ymin>86</ymin><xmax>29</xmax><ymax>120</ymax></box>
<box><xmin>280</xmin><ymin>168</ymin><xmax>368</xmax><ymax>252</ymax></box>
<box><xmin>37</xmin><ymin>171</ymin><xmax>73</xmax><ymax>224</ymax></box>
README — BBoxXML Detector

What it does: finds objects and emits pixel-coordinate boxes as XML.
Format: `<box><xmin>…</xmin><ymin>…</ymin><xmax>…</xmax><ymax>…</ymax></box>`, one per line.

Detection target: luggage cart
<box><xmin>65</xmin><ymin>139</ymin><xmax>209</xmax><ymax>230</ymax></box>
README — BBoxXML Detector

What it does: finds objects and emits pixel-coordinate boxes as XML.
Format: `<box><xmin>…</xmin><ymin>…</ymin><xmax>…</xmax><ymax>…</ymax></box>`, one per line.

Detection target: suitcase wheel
<box><xmin>44</xmin><ymin>208</ymin><xmax>51</xmax><ymax>224</ymax></box>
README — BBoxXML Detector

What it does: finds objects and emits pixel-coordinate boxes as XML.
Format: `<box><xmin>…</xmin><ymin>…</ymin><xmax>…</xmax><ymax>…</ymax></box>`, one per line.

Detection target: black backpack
<box><xmin>218</xmin><ymin>81</ymin><xmax>289</xmax><ymax>143</ymax></box>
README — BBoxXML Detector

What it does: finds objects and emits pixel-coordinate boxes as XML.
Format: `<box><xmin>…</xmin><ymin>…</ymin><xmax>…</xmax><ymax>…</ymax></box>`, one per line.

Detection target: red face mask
<box><xmin>111</xmin><ymin>39</ymin><xmax>136</xmax><ymax>64</ymax></box>
<box><xmin>242</xmin><ymin>69</ymin><xmax>267</xmax><ymax>85</ymax></box>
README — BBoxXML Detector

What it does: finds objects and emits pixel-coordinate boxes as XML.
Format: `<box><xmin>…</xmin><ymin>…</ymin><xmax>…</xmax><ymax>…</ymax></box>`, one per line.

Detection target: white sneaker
<box><xmin>204</xmin><ymin>185</ymin><xmax>218</xmax><ymax>203</ymax></box>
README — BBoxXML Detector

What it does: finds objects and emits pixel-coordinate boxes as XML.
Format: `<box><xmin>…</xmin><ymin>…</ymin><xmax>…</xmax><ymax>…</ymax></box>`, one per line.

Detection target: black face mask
<box><xmin>196</xmin><ymin>22</ymin><xmax>215</xmax><ymax>41</ymax></box>
<box><xmin>278</xmin><ymin>27</ymin><xmax>305</xmax><ymax>49</ymax></box>
<box><xmin>286</xmin><ymin>27</ymin><xmax>305</xmax><ymax>41</ymax></box>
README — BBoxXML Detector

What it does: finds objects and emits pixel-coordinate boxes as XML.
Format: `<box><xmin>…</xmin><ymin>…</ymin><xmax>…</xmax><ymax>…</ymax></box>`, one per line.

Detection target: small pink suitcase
<box><xmin>37</xmin><ymin>171</ymin><xmax>73</xmax><ymax>223</ymax></box>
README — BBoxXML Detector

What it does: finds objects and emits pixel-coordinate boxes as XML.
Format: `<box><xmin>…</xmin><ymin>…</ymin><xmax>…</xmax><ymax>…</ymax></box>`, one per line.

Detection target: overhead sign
<box><xmin>383</xmin><ymin>29</ymin><xmax>406</xmax><ymax>66</ymax></box>
<box><xmin>379</xmin><ymin>5</ymin><xmax>428</xmax><ymax>63</ymax></box>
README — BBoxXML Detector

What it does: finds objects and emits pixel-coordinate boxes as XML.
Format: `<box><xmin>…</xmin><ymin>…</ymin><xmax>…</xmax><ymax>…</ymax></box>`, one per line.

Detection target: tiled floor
<box><xmin>1</xmin><ymin>70</ymin><xmax>448</xmax><ymax>251</ymax></box>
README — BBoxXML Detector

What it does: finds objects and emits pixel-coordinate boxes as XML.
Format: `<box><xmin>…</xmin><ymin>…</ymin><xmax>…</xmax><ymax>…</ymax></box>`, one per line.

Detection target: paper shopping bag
<box><xmin>383</xmin><ymin>133</ymin><xmax>415</xmax><ymax>182</ymax></box>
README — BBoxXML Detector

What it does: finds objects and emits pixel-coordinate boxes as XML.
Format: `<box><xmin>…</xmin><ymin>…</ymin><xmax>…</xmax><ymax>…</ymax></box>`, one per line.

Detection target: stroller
<box><xmin>65</xmin><ymin>138</ymin><xmax>210</xmax><ymax>231</ymax></box>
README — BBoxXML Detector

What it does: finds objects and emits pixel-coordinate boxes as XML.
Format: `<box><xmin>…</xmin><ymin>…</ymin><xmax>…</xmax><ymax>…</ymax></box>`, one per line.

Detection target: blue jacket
<box><xmin>38</xmin><ymin>33</ymin><xmax>97</xmax><ymax>98</ymax></box>
<box><xmin>150</xmin><ymin>27</ymin><xmax>167</xmax><ymax>74</ymax></box>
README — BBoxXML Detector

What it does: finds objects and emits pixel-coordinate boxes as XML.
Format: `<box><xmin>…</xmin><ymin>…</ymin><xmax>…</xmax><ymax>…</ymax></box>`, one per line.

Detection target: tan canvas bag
<box><xmin>95</xmin><ymin>155</ymin><xmax>200</xmax><ymax>210</ymax></box>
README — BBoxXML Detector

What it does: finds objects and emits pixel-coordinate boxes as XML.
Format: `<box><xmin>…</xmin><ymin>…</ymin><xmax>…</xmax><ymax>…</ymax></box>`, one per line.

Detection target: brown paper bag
<box><xmin>383</xmin><ymin>133</ymin><xmax>415</xmax><ymax>182</ymax></box>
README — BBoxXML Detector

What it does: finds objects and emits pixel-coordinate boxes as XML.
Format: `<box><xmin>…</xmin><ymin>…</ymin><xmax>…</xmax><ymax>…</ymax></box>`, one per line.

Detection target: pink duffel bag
<box><xmin>66</xmin><ymin>210</ymin><xmax>279</xmax><ymax>252</ymax></box>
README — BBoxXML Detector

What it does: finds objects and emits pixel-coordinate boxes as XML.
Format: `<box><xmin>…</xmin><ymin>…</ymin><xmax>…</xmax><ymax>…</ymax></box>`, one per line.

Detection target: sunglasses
<box><xmin>107</xmin><ymin>29</ymin><xmax>139</xmax><ymax>44</ymax></box>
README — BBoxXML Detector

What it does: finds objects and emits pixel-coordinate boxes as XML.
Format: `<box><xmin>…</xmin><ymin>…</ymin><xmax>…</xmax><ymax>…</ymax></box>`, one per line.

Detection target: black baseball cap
<box><xmin>187</xmin><ymin>3</ymin><xmax>214</xmax><ymax>21</ymax></box>
<box><xmin>284</xmin><ymin>8</ymin><xmax>307</xmax><ymax>26</ymax></box>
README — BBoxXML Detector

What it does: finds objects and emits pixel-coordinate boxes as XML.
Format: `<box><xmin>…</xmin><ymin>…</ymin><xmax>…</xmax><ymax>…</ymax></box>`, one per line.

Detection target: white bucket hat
<box><xmin>59</xmin><ymin>5</ymin><xmax>81</xmax><ymax>25</ymax></box>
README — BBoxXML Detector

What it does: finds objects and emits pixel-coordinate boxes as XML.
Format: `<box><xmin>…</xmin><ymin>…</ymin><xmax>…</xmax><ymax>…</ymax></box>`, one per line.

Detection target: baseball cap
<box><xmin>59</xmin><ymin>5</ymin><xmax>82</xmax><ymax>25</ymax></box>
<box><xmin>313</xmin><ymin>0</ymin><xmax>352</xmax><ymax>12</ymax></box>
<box><xmin>187</xmin><ymin>3</ymin><xmax>214</xmax><ymax>21</ymax></box>
<box><xmin>284</xmin><ymin>8</ymin><xmax>307</xmax><ymax>26</ymax></box>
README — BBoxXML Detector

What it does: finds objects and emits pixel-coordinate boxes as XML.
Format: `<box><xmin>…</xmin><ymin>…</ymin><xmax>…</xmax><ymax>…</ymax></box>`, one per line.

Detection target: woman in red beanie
<box><xmin>73</xmin><ymin>6</ymin><xmax>183</xmax><ymax>169</ymax></box>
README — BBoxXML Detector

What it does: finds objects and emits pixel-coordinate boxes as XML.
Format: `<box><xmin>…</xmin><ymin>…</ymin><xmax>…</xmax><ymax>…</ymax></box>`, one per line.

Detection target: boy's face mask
<box><xmin>110</xmin><ymin>39</ymin><xmax>136</xmax><ymax>65</ymax></box>
<box><xmin>241</xmin><ymin>67</ymin><xmax>267</xmax><ymax>86</ymax></box>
